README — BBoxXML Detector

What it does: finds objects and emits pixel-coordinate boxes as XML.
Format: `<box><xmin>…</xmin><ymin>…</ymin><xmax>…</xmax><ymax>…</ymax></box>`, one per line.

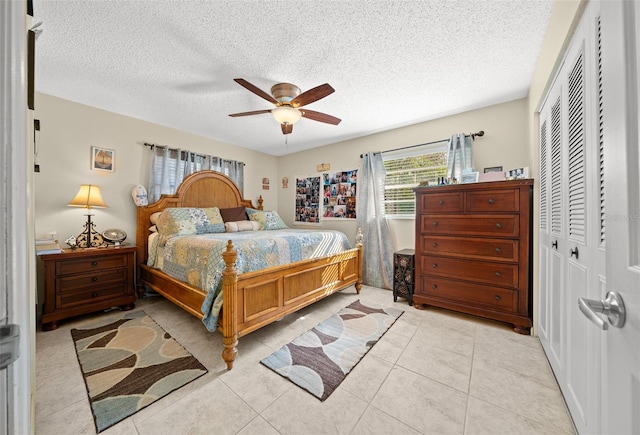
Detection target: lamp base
<box><xmin>76</xmin><ymin>214</ymin><xmax>107</xmax><ymax>248</ymax></box>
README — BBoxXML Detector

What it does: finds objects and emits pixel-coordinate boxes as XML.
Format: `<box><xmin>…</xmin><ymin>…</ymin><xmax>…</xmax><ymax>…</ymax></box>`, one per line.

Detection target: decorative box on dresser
<box><xmin>40</xmin><ymin>246</ymin><xmax>137</xmax><ymax>331</ymax></box>
<box><xmin>413</xmin><ymin>179</ymin><xmax>533</xmax><ymax>334</ymax></box>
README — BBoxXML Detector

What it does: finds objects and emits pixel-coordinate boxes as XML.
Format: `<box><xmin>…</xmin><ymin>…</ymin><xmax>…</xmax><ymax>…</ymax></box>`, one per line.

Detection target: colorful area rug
<box><xmin>260</xmin><ymin>300</ymin><xmax>403</xmax><ymax>401</ymax></box>
<box><xmin>70</xmin><ymin>310</ymin><xmax>207</xmax><ymax>433</ymax></box>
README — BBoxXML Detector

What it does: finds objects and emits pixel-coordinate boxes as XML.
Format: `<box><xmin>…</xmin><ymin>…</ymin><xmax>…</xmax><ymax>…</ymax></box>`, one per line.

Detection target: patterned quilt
<box><xmin>149</xmin><ymin>229</ymin><xmax>353</xmax><ymax>331</ymax></box>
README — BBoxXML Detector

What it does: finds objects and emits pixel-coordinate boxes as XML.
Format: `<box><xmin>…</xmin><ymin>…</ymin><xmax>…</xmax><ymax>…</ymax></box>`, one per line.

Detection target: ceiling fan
<box><xmin>229</xmin><ymin>78</ymin><xmax>341</xmax><ymax>135</ymax></box>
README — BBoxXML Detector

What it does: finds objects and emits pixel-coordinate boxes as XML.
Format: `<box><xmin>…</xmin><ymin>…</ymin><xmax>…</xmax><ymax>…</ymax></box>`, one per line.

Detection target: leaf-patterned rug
<box><xmin>260</xmin><ymin>300</ymin><xmax>403</xmax><ymax>401</ymax></box>
<box><xmin>70</xmin><ymin>310</ymin><xmax>207</xmax><ymax>433</ymax></box>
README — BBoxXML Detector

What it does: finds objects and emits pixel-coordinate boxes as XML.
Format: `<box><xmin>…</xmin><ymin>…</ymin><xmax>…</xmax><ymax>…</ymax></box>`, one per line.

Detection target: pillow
<box><xmin>224</xmin><ymin>220</ymin><xmax>259</xmax><ymax>233</ymax></box>
<box><xmin>220</xmin><ymin>206</ymin><xmax>248</xmax><ymax>223</ymax></box>
<box><xmin>246</xmin><ymin>209</ymin><xmax>288</xmax><ymax>230</ymax></box>
<box><xmin>156</xmin><ymin>207</ymin><xmax>225</xmax><ymax>243</ymax></box>
<box><xmin>149</xmin><ymin>225</ymin><xmax>158</xmax><ymax>233</ymax></box>
<box><xmin>150</xmin><ymin>211</ymin><xmax>162</xmax><ymax>225</ymax></box>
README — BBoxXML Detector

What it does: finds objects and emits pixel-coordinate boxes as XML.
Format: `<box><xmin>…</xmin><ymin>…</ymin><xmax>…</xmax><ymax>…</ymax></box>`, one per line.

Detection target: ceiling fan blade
<box><xmin>281</xmin><ymin>123</ymin><xmax>293</xmax><ymax>135</ymax></box>
<box><xmin>228</xmin><ymin>109</ymin><xmax>272</xmax><ymax>117</ymax></box>
<box><xmin>291</xmin><ymin>83</ymin><xmax>335</xmax><ymax>108</ymax></box>
<box><xmin>233</xmin><ymin>78</ymin><xmax>278</xmax><ymax>105</ymax></box>
<box><xmin>300</xmin><ymin>109</ymin><xmax>341</xmax><ymax>125</ymax></box>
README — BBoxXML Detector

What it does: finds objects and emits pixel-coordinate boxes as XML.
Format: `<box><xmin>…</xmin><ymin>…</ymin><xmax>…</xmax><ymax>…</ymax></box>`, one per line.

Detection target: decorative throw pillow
<box><xmin>220</xmin><ymin>206</ymin><xmax>248</xmax><ymax>222</ymax></box>
<box><xmin>224</xmin><ymin>220</ymin><xmax>259</xmax><ymax>233</ymax></box>
<box><xmin>156</xmin><ymin>207</ymin><xmax>225</xmax><ymax>244</ymax></box>
<box><xmin>246</xmin><ymin>209</ymin><xmax>288</xmax><ymax>230</ymax></box>
<box><xmin>150</xmin><ymin>211</ymin><xmax>162</xmax><ymax>225</ymax></box>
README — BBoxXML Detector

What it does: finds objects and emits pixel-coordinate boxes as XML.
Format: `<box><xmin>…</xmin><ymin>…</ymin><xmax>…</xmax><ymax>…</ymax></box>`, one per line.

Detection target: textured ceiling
<box><xmin>33</xmin><ymin>0</ymin><xmax>553</xmax><ymax>156</ymax></box>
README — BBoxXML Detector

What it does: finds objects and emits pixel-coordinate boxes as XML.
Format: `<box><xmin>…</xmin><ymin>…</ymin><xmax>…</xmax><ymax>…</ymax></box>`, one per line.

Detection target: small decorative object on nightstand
<box><xmin>40</xmin><ymin>245</ymin><xmax>137</xmax><ymax>330</ymax></box>
<box><xmin>393</xmin><ymin>249</ymin><xmax>415</xmax><ymax>305</ymax></box>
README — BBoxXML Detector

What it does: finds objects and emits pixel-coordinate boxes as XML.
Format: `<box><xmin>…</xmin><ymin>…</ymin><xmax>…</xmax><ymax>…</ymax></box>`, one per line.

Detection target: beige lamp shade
<box><xmin>67</xmin><ymin>184</ymin><xmax>108</xmax><ymax>209</ymax></box>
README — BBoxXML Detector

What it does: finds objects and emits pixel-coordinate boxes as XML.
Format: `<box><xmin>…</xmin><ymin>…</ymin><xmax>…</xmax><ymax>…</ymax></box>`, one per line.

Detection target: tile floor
<box><xmin>35</xmin><ymin>286</ymin><xmax>576</xmax><ymax>434</ymax></box>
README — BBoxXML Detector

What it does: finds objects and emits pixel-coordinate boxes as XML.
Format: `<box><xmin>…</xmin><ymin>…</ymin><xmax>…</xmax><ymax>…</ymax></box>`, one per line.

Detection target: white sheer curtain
<box><xmin>147</xmin><ymin>146</ymin><xmax>244</xmax><ymax>203</ymax></box>
<box><xmin>356</xmin><ymin>152</ymin><xmax>394</xmax><ymax>289</ymax></box>
<box><xmin>446</xmin><ymin>133</ymin><xmax>474</xmax><ymax>180</ymax></box>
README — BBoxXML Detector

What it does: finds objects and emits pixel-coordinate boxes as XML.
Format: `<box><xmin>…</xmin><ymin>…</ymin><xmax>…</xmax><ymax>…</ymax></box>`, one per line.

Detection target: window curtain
<box><xmin>147</xmin><ymin>146</ymin><xmax>244</xmax><ymax>203</ymax></box>
<box><xmin>356</xmin><ymin>152</ymin><xmax>394</xmax><ymax>289</ymax></box>
<box><xmin>446</xmin><ymin>133</ymin><xmax>473</xmax><ymax>180</ymax></box>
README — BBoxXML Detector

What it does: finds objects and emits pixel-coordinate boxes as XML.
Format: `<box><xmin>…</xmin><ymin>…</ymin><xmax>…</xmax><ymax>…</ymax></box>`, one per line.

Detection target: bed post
<box><xmin>355</xmin><ymin>227</ymin><xmax>363</xmax><ymax>294</ymax></box>
<box><xmin>221</xmin><ymin>240</ymin><xmax>239</xmax><ymax>370</ymax></box>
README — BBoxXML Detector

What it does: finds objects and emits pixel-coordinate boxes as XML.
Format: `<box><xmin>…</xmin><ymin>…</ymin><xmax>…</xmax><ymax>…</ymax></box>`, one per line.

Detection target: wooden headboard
<box><xmin>135</xmin><ymin>170</ymin><xmax>262</xmax><ymax>278</ymax></box>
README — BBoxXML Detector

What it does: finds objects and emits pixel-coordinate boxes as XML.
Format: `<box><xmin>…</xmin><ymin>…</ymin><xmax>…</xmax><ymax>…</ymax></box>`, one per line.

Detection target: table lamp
<box><xmin>67</xmin><ymin>184</ymin><xmax>108</xmax><ymax>248</ymax></box>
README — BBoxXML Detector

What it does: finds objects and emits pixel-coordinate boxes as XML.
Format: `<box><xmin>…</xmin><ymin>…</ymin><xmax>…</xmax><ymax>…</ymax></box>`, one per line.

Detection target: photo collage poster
<box><xmin>322</xmin><ymin>169</ymin><xmax>357</xmax><ymax>219</ymax></box>
<box><xmin>294</xmin><ymin>175</ymin><xmax>321</xmax><ymax>224</ymax></box>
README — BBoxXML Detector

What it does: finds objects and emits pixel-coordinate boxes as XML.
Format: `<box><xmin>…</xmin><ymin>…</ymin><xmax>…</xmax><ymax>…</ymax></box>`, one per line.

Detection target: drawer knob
<box><xmin>496</xmin><ymin>222</ymin><xmax>502</xmax><ymax>229</ymax></box>
<box><xmin>91</xmin><ymin>276</ymin><xmax>98</xmax><ymax>282</ymax></box>
<box><xmin>439</xmin><ymin>200</ymin><xmax>445</xmax><ymax>205</ymax></box>
<box><xmin>432</xmin><ymin>263</ymin><xmax>438</xmax><ymax>268</ymax></box>
<box><xmin>488</xmin><ymin>198</ymin><xmax>495</xmax><ymax>204</ymax></box>
<box><xmin>432</xmin><ymin>242</ymin><xmax>438</xmax><ymax>247</ymax></box>
<box><xmin>91</xmin><ymin>261</ymin><xmax>98</xmax><ymax>266</ymax></box>
<box><xmin>92</xmin><ymin>292</ymin><xmax>98</xmax><ymax>298</ymax></box>
<box><xmin>495</xmin><ymin>295</ymin><xmax>501</xmax><ymax>301</ymax></box>
<box><xmin>495</xmin><ymin>247</ymin><xmax>502</xmax><ymax>253</ymax></box>
<box><xmin>433</xmin><ymin>221</ymin><xmax>438</xmax><ymax>226</ymax></box>
<box><xmin>432</xmin><ymin>284</ymin><xmax>438</xmax><ymax>289</ymax></box>
<box><xmin>495</xmin><ymin>272</ymin><xmax>501</xmax><ymax>277</ymax></box>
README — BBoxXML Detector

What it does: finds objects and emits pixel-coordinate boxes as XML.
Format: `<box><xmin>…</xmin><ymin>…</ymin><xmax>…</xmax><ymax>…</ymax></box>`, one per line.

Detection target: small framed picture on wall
<box><xmin>91</xmin><ymin>147</ymin><xmax>115</xmax><ymax>172</ymax></box>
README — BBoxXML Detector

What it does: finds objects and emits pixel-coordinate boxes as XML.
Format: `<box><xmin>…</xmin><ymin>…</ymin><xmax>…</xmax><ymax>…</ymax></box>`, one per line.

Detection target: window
<box><xmin>383</xmin><ymin>142</ymin><xmax>448</xmax><ymax>218</ymax></box>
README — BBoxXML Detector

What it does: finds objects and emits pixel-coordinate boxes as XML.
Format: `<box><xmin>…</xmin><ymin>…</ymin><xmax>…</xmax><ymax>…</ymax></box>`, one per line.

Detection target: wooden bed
<box><xmin>135</xmin><ymin>170</ymin><xmax>363</xmax><ymax>369</ymax></box>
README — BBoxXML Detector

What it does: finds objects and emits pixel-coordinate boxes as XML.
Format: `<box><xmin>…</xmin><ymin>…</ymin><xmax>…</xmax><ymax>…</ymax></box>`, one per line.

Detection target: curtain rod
<box><xmin>142</xmin><ymin>142</ymin><xmax>245</xmax><ymax>166</ymax></box>
<box><xmin>359</xmin><ymin>130</ymin><xmax>484</xmax><ymax>158</ymax></box>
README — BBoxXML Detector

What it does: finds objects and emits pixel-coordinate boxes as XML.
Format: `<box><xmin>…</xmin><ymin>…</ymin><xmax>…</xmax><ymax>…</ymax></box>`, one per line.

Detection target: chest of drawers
<box><xmin>414</xmin><ymin>180</ymin><xmax>533</xmax><ymax>334</ymax></box>
<box><xmin>40</xmin><ymin>246</ymin><xmax>136</xmax><ymax>330</ymax></box>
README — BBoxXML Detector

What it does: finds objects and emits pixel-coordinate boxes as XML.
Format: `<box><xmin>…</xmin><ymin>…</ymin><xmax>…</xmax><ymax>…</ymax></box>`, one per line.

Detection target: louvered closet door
<box><xmin>537</xmin><ymin>1</ymin><xmax>605</xmax><ymax>433</ymax></box>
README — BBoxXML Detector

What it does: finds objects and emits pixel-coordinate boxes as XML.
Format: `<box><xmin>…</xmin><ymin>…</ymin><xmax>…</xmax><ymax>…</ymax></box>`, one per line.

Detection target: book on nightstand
<box><xmin>36</xmin><ymin>241</ymin><xmax>62</xmax><ymax>255</ymax></box>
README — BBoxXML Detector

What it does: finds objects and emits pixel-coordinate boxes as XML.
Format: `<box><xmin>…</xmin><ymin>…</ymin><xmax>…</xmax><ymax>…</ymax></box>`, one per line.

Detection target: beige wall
<box><xmin>33</xmin><ymin>92</ymin><xmax>278</xmax><ymax>246</ymax></box>
<box><xmin>277</xmin><ymin>98</ymin><xmax>529</xmax><ymax>249</ymax></box>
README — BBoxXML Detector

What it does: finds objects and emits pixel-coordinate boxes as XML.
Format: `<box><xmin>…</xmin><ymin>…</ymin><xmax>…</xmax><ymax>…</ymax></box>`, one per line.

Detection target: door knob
<box><xmin>570</xmin><ymin>247</ymin><xmax>579</xmax><ymax>259</ymax></box>
<box><xmin>552</xmin><ymin>240</ymin><xmax>558</xmax><ymax>249</ymax></box>
<box><xmin>578</xmin><ymin>291</ymin><xmax>626</xmax><ymax>330</ymax></box>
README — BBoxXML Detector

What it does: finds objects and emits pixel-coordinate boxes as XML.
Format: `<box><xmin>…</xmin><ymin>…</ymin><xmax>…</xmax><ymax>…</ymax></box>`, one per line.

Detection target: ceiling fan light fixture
<box><xmin>272</xmin><ymin>106</ymin><xmax>302</xmax><ymax>125</ymax></box>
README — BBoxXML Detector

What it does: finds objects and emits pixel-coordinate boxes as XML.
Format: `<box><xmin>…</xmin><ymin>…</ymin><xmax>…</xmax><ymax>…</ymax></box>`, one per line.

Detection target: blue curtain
<box><xmin>356</xmin><ymin>152</ymin><xmax>394</xmax><ymax>289</ymax></box>
<box><xmin>147</xmin><ymin>146</ymin><xmax>244</xmax><ymax>203</ymax></box>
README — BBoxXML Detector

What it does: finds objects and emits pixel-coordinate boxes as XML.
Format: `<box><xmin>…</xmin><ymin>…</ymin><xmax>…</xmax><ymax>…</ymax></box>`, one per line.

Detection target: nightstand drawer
<box><xmin>466</xmin><ymin>189</ymin><xmax>520</xmax><ymax>212</ymax></box>
<box><xmin>421</xmin><ymin>255</ymin><xmax>518</xmax><ymax>287</ymax></box>
<box><xmin>56</xmin><ymin>285</ymin><xmax>126</xmax><ymax>309</ymax></box>
<box><xmin>56</xmin><ymin>268</ymin><xmax>126</xmax><ymax>293</ymax></box>
<box><xmin>56</xmin><ymin>254</ymin><xmax>128</xmax><ymax>275</ymax></box>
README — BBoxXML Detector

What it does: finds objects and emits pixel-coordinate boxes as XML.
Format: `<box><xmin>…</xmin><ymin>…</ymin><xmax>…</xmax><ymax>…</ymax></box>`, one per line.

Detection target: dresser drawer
<box><xmin>56</xmin><ymin>254</ymin><xmax>128</xmax><ymax>275</ymax></box>
<box><xmin>418</xmin><ymin>192</ymin><xmax>463</xmax><ymax>213</ymax></box>
<box><xmin>418</xmin><ymin>276</ymin><xmax>517</xmax><ymax>313</ymax></box>
<box><xmin>421</xmin><ymin>236</ymin><xmax>518</xmax><ymax>262</ymax></box>
<box><xmin>55</xmin><ymin>268</ymin><xmax>127</xmax><ymax>293</ymax></box>
<box><xmin>422</xmin><ymin>214</ymin><xmax>519</xmax><ymax>237</ymax></box>
<box><xmin>56</xmin><ymin>285</ymin><xmax>126</xmax><ymax>310</ymax></box>
<box><xmin>421</xmin><ymin>255</ymin><xmax>518</xmax><ymax>287</ymax></box>
<box><xmin>466</xmin><ymin>189</ymin><xmax>520</xmax><ymax>212</ymax></box>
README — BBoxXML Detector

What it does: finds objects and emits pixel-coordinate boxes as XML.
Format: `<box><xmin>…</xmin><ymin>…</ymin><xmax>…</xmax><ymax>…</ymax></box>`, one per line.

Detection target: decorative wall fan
<box><xmin>229</xmin><ymin>78</ymin><xmax>341</xmax><ymax>135</ymax></box>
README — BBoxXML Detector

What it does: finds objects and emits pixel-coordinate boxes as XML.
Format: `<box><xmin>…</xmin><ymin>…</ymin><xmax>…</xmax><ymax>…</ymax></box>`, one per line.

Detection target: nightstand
<box><xmin>393</xmin><ymin>249</ymin><xmax>415</xmax><ymax>305</ymax></box>
<box><xmin>40</xmin><ymin>245</ymin><xmax>137</xmax><ymax>330</ymax></box>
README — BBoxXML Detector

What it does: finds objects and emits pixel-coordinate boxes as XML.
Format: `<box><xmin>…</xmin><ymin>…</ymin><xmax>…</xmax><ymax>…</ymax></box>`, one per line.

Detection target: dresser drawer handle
<box><xmin>495</xmin><ymin>272</ymin><xmax>501</xmax><ymax>277</ymax></box>
<box><xmin>495</xmin><ymin>295</ymin><xmax>501</xmax><ymax>301</ymax></box>
<box><xmin>91</xmin><ymin>276</ymin><xmax>98</xmax><ymax>282</ymax></box>
<box><xmin>439</xmin><ymin>200</ymin><xmax>445</xmax><ymax>205</ymax></box>
<box><xmin>495</xmin><ymin>222</ymin><xmax>502</xmax><ymax>229</ymax></box>
<box><xmin>433</xmin><ymin>221</ymin><xmax>438</xmax><ymax>226</ymax></box>
<box><xmin>488</xmin><ymin>198</ymin><xmax>495</xmax><ymax>204</ymax></box>
<box><xmin>432</xmin><ymin>242</ymin><xmax>438</xmax><ymax>247</ymax></box>
<box><xmin>432</xmin><ymin>263</ymin><xmax>438</xmax><ymax>268</ymax></box>
<box><xmin>432</xmin><ymin>284</ymin><xmax>438</xmax><ymax>290</ymax></box>
<box><xmin>92</xmin><ymin>292</ymin><xmax>98</xmax><ymax>298</ymax></box>
<box><xmin>495</xmin><ymin>247</ymin><xmax>502</xmax><ymax>253</ymax></box>
<box><xmin>91</xmin><ymin>261</ymin><xmax>98</xmax><ymax>267</ymax></box>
